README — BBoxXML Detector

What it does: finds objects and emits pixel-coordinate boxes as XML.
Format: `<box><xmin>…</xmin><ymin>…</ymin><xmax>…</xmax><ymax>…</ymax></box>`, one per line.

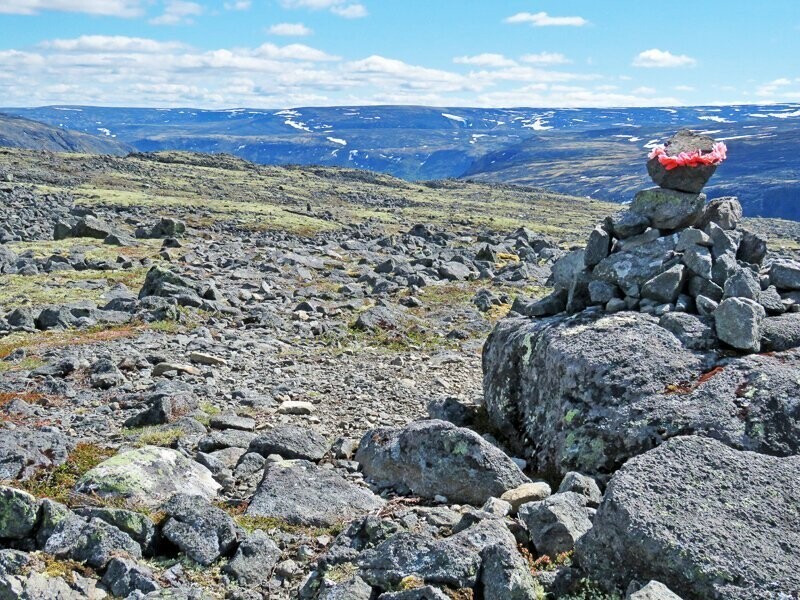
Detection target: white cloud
<box><xmin>280</xmin><ymin>0</ymin><xmax>367</xmax><ymax>18</ymax></box>
<box><xmin>454</xmin><ymin>53</ymin><xmax>517</xmax><ymax>68</ymax></box>
<box><xmin>505</xmin><ymin>11</ymin><xmax>587</xmax><ymax>27</ymax></box>
<box><xmin>633</xmin><ymin>49</ymin><xmax>696</xmax><ymax>68</ymax></box>
<box><xmin>255</xmin><ymin>43</ymin><xmax>338</xmax><ymax>61</ymax></box>
<box><xmin>268</xmin><ymin>22</ymin><xmax>313</xmax><ymax>36</ymax></box>
<box><xmin>41</xmin><ymin>35</ymin><xmax>186</xmax><ymax>53</ymax></box>
<box><xmin>632</xmin><ymin>86</ymin><xmax>656</xmax><ymax>95</ymax></box>
<box><xmin>675</xmin><ymin>85</ymin><xmax>695</xmax><ymax>92</ymax></box>
<box><xmin>519</xmin><ymin>52</ymin><xmax>571</xmax><ymax>65</ymax></box>
<box><xmin>224</xmin><ymin>0</ymin><xmax>251</xmax><ymax>9</ymax></box>
<box><xmin>0</xmin><ymin>0</ymin><xmax>143</xmax><ymax>16</ymax></box>
<box><xmin>330</xmin><ymin>3</ymin><xmax>366</xmax><ymax>18</ymax></box>
<box><xmin>149</xmin><ymin>0</ymin><xmax>202</xmax><ymax>25</ymax></box>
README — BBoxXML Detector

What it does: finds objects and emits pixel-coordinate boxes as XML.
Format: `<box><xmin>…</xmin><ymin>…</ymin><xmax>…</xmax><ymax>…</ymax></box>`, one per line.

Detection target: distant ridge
<box><xmin>0</xmin><ymin>112</ymin><xmax>131</xmax><ymax>155</ymax></box>
<box><xmin>3</xmin><ymin>104</ymin><xmax>799</xmax><ymax>219</ymax></box>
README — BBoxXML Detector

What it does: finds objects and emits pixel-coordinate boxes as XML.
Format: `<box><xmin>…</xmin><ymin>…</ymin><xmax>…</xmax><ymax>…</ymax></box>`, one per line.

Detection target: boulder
<box><xmin>0</xmin><ymin>487</ymin><xmax>39</xmax><ymax>540</ymax></box>
<box><xmin>480</xmin><ymin>543</ymin><xmax>543</xmax><ymax>600</ymax></box>
<box><xmin>605</xmin><ymin>211</ymin><xmax>650</xmax><ymax>239</ymax></box>
<box><xmin>640</xmin><ymin>265</ymin><xmax>685</xmax><ymax>304</ymax></box>
<box><xmin>658</xmin><ymin>312</ymin><xmax>717</xmax><ymax>350</ymax></box>
<box><xmin>247</xmin><ymin>425</ymin><xmax>330</xmax><ymax>461</ymax></box>
<box><xmin>630</xmin><ymin>188</ymin><xmax>706</xmax><ymax>230</ymax></box>
<box><xmin>699</xmin><ymin>197</ymin><xmax>742</xmax><ymax>230</ymax></box>
<box><xmin>714</xmin><ymin>297</ymin><xmax>765</xmax><ymax>352</ymax></box>
<box><xmin>760</xmin><ymin>313</ymin><xmax>800</xmax><ymax>352</ymax></box>
<box><xmin>518</xmin><ymin>492</ymin><xmax>593</xmax><ymax>556</ymax></box>
<box><xmin>557</xmin><ymin>472</ymin><xmax>602</xmax><ymax>507</ymax></box>
<box><xmin>0</xmin><ymin>427</ymin><xmax>71</xmax><ymax>481</ymax></box>
<box><xmin>736</xmin><ymin>230</ymin><xmax>767</xmax><ymax>265</ymax></box>
<box><xmin>646</xmin><ymin>129</ymin><xmax>718</xmax><ymax>193</ymax></box>
<box><xmin>75</xmin><ymin>507</ymin><xmax>158</xmax><ymax>555</ymax></box>
<box><xmin>576</xmin><ymin>436</ymin><xmax>800</xmax><ymax>599</ymax></box>
<box><xmin>357</xmin><ymin>518</ymin><xmax>516</xmax><ymax>590</ymax></box>
<box><xmin>101</xmin><ymin>557</ymin><xmax>160</xmax><ymax>597</ymax></box>
<box><xmin>74</xmin><ymin>446</ymin><xmax>220</xmax><ymax>509</ymax></box>
<box><xmin>246</xmin><ymin>459</ymin><xmax>383</xmax><ymax>527</ymax></box>
<box><xmin>592</xmin><ymin>234</ymin><xmax>679</xmax><ymax>296</ymax></box>
<box><xmin>161</xmin><ymin>494</ymin><xmax>238</xmax><ymax>565</ymax></box>
<box><xmin>628</xmin><ymin>581</ymin><xmax>684</xmax><ymax>600</ymax></box>
<box><xmin>770</xmin><ymin>260</ymin><xmax>800</xmax><ymax>290</ymax></box>
<box><xmin>584</xmin><ymin>226</ymin><xmax>611</xmax><ymax>267</ymax></box>
<box><xmin>723</xmin><ymin>268</ymin><xmax>760</xmax><ymax>301</ymax></box>
<box><xmin>500</xmin><ymin>482</ymin><xmax>552</xmax><ymax>513</ymax></box>
<box><xmin>223</xmin><ymin>530</ymin><xmax>281</xmax><ymax>586</ymax></box>
<box><xmin>482</xmin><ymin>311</ymin><xmax>800</xmax><ymax>478</ymax></box>
<box><xmin>44</xmin><ymin>514</ymin><xmax>142</xmax><ymax>568</ymax></box>
<box><xmin>356</xmin><ymin>420</ymin><xmax>530</xmax><ymax>505</ymax></box>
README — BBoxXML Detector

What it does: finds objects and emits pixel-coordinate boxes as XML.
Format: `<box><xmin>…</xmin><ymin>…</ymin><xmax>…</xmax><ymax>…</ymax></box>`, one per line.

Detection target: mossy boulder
<box><xmin>0</xmin><ymin>486</ymin><xmax>39</xmax><ymax>540</ymax></box>
<box><xmin>73</xmin><ymin>446</ymin><xmax>220</xmax><ymax>509</ymax></box>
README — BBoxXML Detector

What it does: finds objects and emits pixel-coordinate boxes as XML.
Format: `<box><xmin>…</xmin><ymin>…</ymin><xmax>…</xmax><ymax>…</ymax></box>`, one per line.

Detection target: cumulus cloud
<box><xmin>0</xmin><ymin>0</ymin><xmax>143</xmax><ymax>16</ymax></box>
<box><xmin>520</xmin><ymin>52</ymin><xmax>571</xmax><ymax>65</ymax></box>
<box><xmin>505</xmin><ymin>12</ymin><xmax>587</xmax><ymax>27</ymax></box>
<box><xmin>268</xmin><ymin>23</ymin><xmax>313</xmax><ymax>36</ymax></box>
<box><xmin>280</xmin><ymin>0</ymin><xmax>367</xmax><ymax>18</ymax></box>
<box><xmin>454</xmin><ymin>53</ymin><xmax>517</xmax><ymax>68</ymax></box>
<box><xmin>633</xmin><ymin>49</ymin><xmax>696</xmax><ymax>68</ymax></box>
<box><xmin>224</xmin><ymin>0</ymin><xmax>251</xmax><ymax>9</ymax></box>
<box><xmin>149</xmin><ymin>0</ymin><xmax>202</xmax><ymax>25</ymax></box>
<box><xmin>41</xmin><ymin>35</ymin><xmax>186</xmax><ymax>53</ymax></box>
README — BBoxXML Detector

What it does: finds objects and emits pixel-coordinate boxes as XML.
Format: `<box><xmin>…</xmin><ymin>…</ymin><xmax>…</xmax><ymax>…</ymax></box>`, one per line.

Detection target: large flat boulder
<box><xmin>246</xmin><ymin>459</ymin><xmax>383</xmax><ymax>527</ymax></box>
<box><xmin>356</xmin><ymin>420</ymin><xmax>530</xmax><ymax>506</ymax></box>
<box><xmin>74</xmin><ymin>446</ymin><xmax>220</xmax><ymax>509</ymax></box>
<box><xmin>576</xmin><ymin>436</ymin><xmax>800</xmax><ymax>599</ymax></box>
<box><xmin>482</xmin><ymin>310</ymin><xmax>800</xmax><ymax>478</ymax></box>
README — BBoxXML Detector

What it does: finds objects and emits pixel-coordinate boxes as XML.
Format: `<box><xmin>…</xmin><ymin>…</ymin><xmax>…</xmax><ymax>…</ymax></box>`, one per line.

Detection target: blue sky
<box><xmin>1</xmin><ymin>0</ymin><xmax>798</xmax><ymax>108</ymax></box>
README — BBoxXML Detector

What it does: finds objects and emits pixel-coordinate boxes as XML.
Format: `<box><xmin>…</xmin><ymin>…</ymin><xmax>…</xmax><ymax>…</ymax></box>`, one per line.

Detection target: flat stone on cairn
<box><xmin>646</xmin><ymin>128</ymin><xmax>719</xmax><ymax>193</ymax></box>
<box><xmin>524</xmin><ymin>129</ymin><xmax>800</xmax><ymax>356</ymax></box>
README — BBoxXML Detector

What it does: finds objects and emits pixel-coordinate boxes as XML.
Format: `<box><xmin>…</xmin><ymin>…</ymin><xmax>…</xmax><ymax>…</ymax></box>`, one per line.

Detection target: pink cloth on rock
<box><xmin>648</xmin><ymin>141</ymin><xmax>727</xmax><ymax>171</ymax></box>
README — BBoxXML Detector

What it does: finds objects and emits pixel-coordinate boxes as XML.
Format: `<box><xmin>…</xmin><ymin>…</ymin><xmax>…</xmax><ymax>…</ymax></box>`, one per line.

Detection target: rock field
<box><xmin>1</xmin><ymin>144</ymin><xmax>799</xmax><ymax>599</ymax></box>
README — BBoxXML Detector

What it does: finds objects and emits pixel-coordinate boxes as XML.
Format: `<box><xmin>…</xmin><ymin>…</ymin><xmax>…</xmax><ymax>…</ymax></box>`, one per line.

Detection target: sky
<box><xmin>0</xmin><ymin>0</ymin><xmax>798</xmax><ymax>109</ymax></box>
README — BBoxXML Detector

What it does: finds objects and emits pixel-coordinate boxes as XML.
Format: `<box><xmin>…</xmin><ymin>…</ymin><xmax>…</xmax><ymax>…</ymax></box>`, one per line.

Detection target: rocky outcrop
<box><xmin>576</xmin><ymin>436</ymin><xmax>800</xmax><ymax>599</ymax></box>
<box><xmin>482</xmin><ymin>310</ymin><xmax>800</xmax><ymax>477</ymax></box>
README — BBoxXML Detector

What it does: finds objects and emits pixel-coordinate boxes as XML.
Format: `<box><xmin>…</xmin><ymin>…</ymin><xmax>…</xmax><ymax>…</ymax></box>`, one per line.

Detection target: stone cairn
<box><xmin>529</xmin><ymin>128</ymin><xmax>800</xmax><ymax>354</ymax></box>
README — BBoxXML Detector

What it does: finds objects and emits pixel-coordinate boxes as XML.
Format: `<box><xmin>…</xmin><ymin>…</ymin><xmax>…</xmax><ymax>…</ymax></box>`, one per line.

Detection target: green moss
<box><xmin>17</xmin><ymin>443</ymin><xmax>116</xmax><ymax>505</ymax></box>
<box><xmin>124</xmin><ymin>426</ymin><xmax>185</xmax><ymax>448</ymax></box>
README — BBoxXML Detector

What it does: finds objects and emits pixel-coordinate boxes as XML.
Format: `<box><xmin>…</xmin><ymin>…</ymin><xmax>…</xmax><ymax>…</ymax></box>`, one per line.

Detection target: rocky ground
<box><xmin>1</xmin><ymin>148</ymin><xmax>799</xmax><ymax>600</ymax></box>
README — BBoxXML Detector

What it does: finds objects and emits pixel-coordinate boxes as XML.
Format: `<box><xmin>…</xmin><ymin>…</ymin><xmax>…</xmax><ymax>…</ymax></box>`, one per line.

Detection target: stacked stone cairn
<box><xmin>529</xmin><ymin>128</ymin><xmax>800</xmax><ymax>353</ymax></box>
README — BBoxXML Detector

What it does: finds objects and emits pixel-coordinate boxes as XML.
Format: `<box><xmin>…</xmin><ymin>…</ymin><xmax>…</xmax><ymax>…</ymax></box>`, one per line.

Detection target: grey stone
<box><xmin>606</xmin><ymin>211</ymin><xmax>650</xmax><ymax>239</ymax></box>
<box><xmin>576</xmin><ymin>436</ymin><xmax>800</xmax><ymax>599</ymax></box>
<box><xmin>523</xmin><ymin>289</ymin><xmax>567</xmax><ymax>317</ymax></box>
<box><xmin>711</xmin><ymin>252</ymin><xmax>738</xmax><ymax>286</ymax></box>
<box><xmin>584</xmin><ymin>226</ymin><xmax>611</xmax><ymax>267</ymax></box>
<box><xmin>658</xmin><ymin>312</ymin><xmax>717</xmax><ymax>350</ymax></box>
<box><xmin>675</xmin><ymin>227</ymin><xmax>710</xmax><ymax>251</ymax></box>
<box><xmin>737</xmin><ymin>230</ymin><xmax>767</xmax><ymax>265</ymax></box>
<box><xmin>44</xmin><ymin>514</ymin><xmax>141</xmax><ymax>568</ymax></box>
<box><xmin>699</xmin><ymin>196</ymin><xmax>742</xmax><ymax>230</ymax></box>
<box><xmin>770</xmin><ymin>260</ymin><xmax>800</xmax><ymax>290</ymax></box>
<box><xmin>223</xmin><ymin>530</ymin><xmax>281</xmax><ymax>586</ymax></box>
<box><xmin>162</xmin><ymin>494</ymin><xmax>238</xmax><ymax>566</ymax></box>
<box><xmin>75</xmin><ymin>507</ymin><xmax>157</xmax><ymax>555</ymax></box>
<box><xmin>614</xmin><ymin>228</ymin><xmax>661</xmax><ymax>253</ymax></box>
<box><xmin>760</xmin><ymin>313</ymin><xmax>800</xmax><ymax>352</ymax></box>
<box><xmin>518</xmin><ymin>492</ymin><xmax>593</xmax><ymax>556</ymax></box>
<box><xmin>630</xmin><ymin>188</ymin><xmax>706</xmax><ymax>230</ymax></box>
<box><xmin>357</xmin><ymin>518</ymin><xmax>516</xmax><ymax>590</ymax></box>
<box><xmin>681</xmin><ymin>245</ymin><xmax>712</xmax><ymax>279</ymax></box>
<box><xmin>74</xmin><ymin>446</ymin><xmax>220</xmax><ymax>509</ymax></box>
<box><xmin>247</xmin><ymin>459</ymin><xmax>383</xmax><ymax>527</ymax></box>
<box><xmin>593</xmin><ymin>235</ymin><xmax>679</xmax><ymax>297</ymax></box>
<box><xmin>695</xmin><ymin>295</ymin><xmax>718</xmax><ymax>316</ymax></box>
<box><xmin>247</xmin><ymin>425</ymin><xmax>330</xmax><ymax>462</ymax></box>
<box><xmin>687</xmin><ymin>275</ymin><xmax>722</xmax><ymax>301</ymax></box>
<box><xmin>35</xmin><ymin>499</ymin><xmax>71</xmax><ymax>548</ymax></box>
<box><xmin>0</xmin><ymin>427</ymin><xmax>71</xmax><ymax>481</ymax></box>
<box><xmin>723</xmin><ymin>268</ymin><xmax>760</xmax><ymax>300</ymax></box>
<box><xmin>714</xmin><ymin>297</ymin><xmax>765</xmax><ymax>352</ymax></box>
<box><xmin>628</xmin><ymin>581</ymin><xmax>684</xmax><ymax>600</ymax></box>
<box><xmin>101</xmin><ymin>557</ymin><xmax>160</xmax><ymax>596</ymax></box>
<box><xmin>318</xmin><ymin>576</ymin><xmax>374</xmax><ymax>600</ymax></box>
<box><xmin>641</xmin><ymin>265</ymin><xmax>685</xmax><ymax>304</ymax></box>
<box><xmin>480</xmin><ymin>543</ymin><xmax>542</xmax><ymax>600</ymax></box>
<box><xmin>557</xmin><ymin>472</ymin><xmax>603</xmax><ymax>507</ymax></box>
<box><xmin>759</xmin><ymin>285</ymin><xmax>786</xmax><ymax>315</ymax></box>
<box><xmin>356</xmin><ymin>420</ymin><xmax>530</xmax><ymax>506</ymax></box>
<box><xmin>482</xmin><ymin>310</ymin><xmax>800</xmax><ymax>479</ymax></box>
<box><xmin>646</xmin><ymin>129</ymin><xmax>719</xmax><ymax>193</ymax></box>
<box><xmin>0</xmin><ymin>487</ymin><xmax>39</xmax><ymax>540</ymax></box>
<box><xmin>588</xmin><ymin>280</ymin><xmax>621</xmax><ymax>305</ymax></box>
<box><xmin>549</xmin><ymin>250</ymin><xmax>585</xmax><ymax>291</ymax></box>
<box><xmin>705</xmin><ymin>222</ymin><xmax>740</xmax><ymax>259</ymax></box>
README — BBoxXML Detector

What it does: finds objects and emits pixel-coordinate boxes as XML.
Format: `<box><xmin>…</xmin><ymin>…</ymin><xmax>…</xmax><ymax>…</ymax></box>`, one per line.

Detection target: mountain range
<box><xmin>2</xmin><ymin>103</ymin><xmax>799</xmax><ymax>219</ymax></box>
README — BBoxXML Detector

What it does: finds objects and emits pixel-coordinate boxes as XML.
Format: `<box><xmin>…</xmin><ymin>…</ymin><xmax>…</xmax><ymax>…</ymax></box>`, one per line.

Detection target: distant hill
<box><xmin>3</xmin><ymin>104</ymin><xmax>799</xmax><ymax>219</ymax></box>
<box><xmin>0</xmin><ymin>112</ymin><xmax>131</xmax><ymax>155</ymax></box>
